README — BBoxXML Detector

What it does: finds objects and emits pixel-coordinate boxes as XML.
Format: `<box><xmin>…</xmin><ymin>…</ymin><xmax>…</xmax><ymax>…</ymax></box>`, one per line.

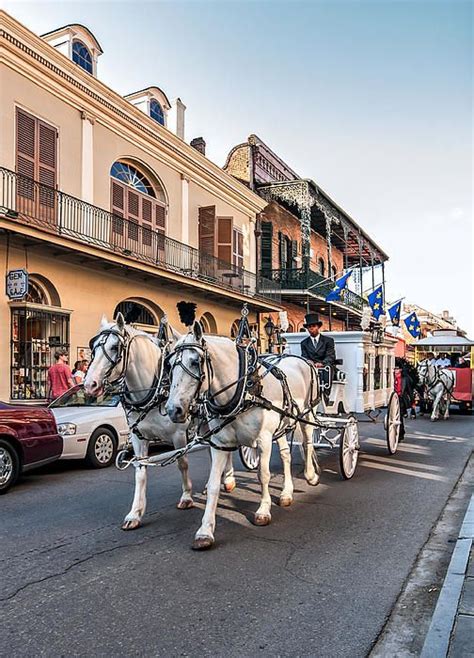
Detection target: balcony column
<box><xmin>358</xmin><ymin>233</ymin><xmax>364</xmax><ymax>296</ymax></box>
<box><xmin>180</xmin><ymin>174</ymin><xmax>189</xmax><ymax>244</ymax></box>
<box><xmin>326</xmin><ymin>216</ymin><xmax>333</xmax><ymax>277</ymax></box>
<box><xmin>299</xmin><ymin>183</ymin><xmax>312</xmax><ymax>275</ymax></box>
<box><xmin>371</xmin><ymin>251</ymin><xmax>375</xmax><ymax>291</ymax></box>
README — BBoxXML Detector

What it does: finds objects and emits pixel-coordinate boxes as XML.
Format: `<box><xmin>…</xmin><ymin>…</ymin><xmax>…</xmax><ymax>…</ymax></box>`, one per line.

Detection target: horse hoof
<box><xmin>254</xmin><ymin>513</ymin><xmax>271</xmax><ymax>526</ymax></box>
<box><xmin>177</xmin><ymin>499</ymin><xmax>194</xmax><ymax>510</ymax></box>
<box><xmin>121</xmin><ymin>518</ymin><xmax>141</xmax><ymax>531</ymax></box>
<box><xmin>192</xmin><ymin>536</ymin><xmax>214</xmax><ymax>551</ymax></box>
<box><xmin>307</xmin><ymin>476</ymin><xmax>320</xmax><ymax>486</ymax></box>
<box><xmin>223</xmin><ymin>479</ymin><xmax>236</xmax><ymax>493</ymax></box>
<box><xmin>279</xmin><ymin>496</ymin><xmax>293</xmax><ymax>507</ymax></box>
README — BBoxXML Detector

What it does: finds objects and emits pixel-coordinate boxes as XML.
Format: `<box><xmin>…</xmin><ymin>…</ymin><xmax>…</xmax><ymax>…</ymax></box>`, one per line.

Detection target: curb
<box><xmin>420</xmin><ymin>493</ymin><xmax>474</xmax><ymax>657</ymax></box>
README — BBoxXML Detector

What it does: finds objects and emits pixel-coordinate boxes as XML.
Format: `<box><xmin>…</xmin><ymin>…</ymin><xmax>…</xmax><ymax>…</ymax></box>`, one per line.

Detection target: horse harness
<box><xmin>168</xmin><ymin>333</ymin><xmax>323</xmax><ymax>454</ymax></box>
<box><xmin>89</xmin><ymin>325</ymin><xmax>172</xmax><ymax>439</ymax></box>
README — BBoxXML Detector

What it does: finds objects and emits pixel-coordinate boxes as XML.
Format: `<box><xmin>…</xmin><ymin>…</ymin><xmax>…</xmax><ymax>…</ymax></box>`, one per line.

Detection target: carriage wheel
<box><xmin>386</xmin><ymin>391</ymin><xmax>402</xmax><ymax>455</ymax></box>
<box><xmin>239</xmin><ymin>446</ymin><xmax>260</xmax><ymax>471</ymax></box>
<box><xmin>339</xmin><ymin>416</ymin><xmax>359</xmax><ymax>480</ymax></box>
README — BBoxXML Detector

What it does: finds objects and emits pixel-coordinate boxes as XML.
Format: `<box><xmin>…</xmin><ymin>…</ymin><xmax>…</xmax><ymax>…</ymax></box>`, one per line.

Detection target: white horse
<box><xmin>417</xmin><ymin>360</ymin><xmax>455</xmax><ymax>421</ymax></box>
<box><xmin>84</xmin><ymin>313</ymin><xmax>236</xmax><ymax>530</ymax></box>
<box><xmin>165</xmin><ymin>321</ymin><xmax>321</xmax><ymax>550</ymax></box>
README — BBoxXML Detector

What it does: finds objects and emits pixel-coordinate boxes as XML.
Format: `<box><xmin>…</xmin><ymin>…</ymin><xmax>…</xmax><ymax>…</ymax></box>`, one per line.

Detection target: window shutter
<box><xmin>142</xmin><ymin>197</ymin><xmax>153</xmax><ymax>246</ymax></box>
<box><xmin>217</xmin><ymin>217</ymin><xmax>233</xmax><ymax>265</ymax></box>
<box><xmin>38</xmin><ymin>121</ymin><xmax>57</xmax><ymax>216</ymax></box>
<box><xmin>16</xmin><ymin>110</ymin><xmax>36</xmax><ymax>185</ymax></box>
<box><xmin>278</xmin><ymin>231</ymin><xmax>287</xmax><ymax>269</ymax></box>
<box><xmin>291</xmin><ymin>240</ymin><xmax>298</xmax><ymax>267</ymax></box>
<box><xmin>155</xmin><ymin>203</ymin><xmax>166</xmax><ymax>232</ymax></box>
<box><xmin>127</xmin><ymin>190</ymin><xmax>139</xmax><ymax>241</ymax></box>
<box><xmin>198</xmin><ymin>206</ymin><xmax>216</xmax><ymax>256</ymax></box>
<box><xmin>111</xmin><ymin>181</ymin><xmax>125</xmax><ymax>235</ymax></box>
<box><xmin>232</xmin><ymin>228</ymin><xmax>244</xmax><ymax>270</ymax></box>
<box><xmin>260</xmin><ymin>221</ymin><xmax>273</xmax><ymax>274</ymax></box>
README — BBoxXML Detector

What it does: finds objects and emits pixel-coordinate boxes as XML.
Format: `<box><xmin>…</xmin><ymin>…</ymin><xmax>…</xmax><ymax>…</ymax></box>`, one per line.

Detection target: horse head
<box><xmin>84</xmin><ymin>313</ymin><xmax>128</xmax><ymax>396</ymax></box>
<box><xmin>165</xmin><ymin>320</ymin><xmax>207</xmax><ymax>423</ymax></box>
<box><xmin>417</xmin><ymin>360</ymin><xmax>435</xmax><ymax>386</ymax></box>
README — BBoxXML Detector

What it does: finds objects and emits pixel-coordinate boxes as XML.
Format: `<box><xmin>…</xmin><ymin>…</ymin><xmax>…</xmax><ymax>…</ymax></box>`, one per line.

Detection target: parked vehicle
<box><xmin>49</xmin><ymin>386</ymin><xmax>129</xmax><ymax>468</ymax></box>
<box><xmin>0</xmin><ymin>402</ymin><xmax>62</xmax><ymax>494</ymax></box>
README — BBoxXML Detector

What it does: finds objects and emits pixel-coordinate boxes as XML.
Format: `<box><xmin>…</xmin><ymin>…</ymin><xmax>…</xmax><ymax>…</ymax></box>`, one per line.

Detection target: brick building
<box><xmin>225</xmin><ymin>134</ymin><xmax>388</xmax><ymax>332</ymax></box>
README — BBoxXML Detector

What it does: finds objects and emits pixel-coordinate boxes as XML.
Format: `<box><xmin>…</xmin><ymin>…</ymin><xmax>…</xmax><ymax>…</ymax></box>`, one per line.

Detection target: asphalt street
<box><xmin>1</xmin><ymin>413</ymin><xmax>472</xmax><ymax>657</ymax></box>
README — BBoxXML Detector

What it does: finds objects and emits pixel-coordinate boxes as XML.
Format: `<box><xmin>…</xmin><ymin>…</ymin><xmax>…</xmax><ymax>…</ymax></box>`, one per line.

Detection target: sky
<box><xmin>4</xmin><ymin>0</ymin><xmax>473</xmax><ymax>333</ymax></box>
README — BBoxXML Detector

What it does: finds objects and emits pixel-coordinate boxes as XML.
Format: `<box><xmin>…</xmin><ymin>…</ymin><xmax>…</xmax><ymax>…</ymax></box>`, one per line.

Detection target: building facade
<box><xmin>0</xmin><ymin>14</ymin><xmax>279</xmax><ymax>401</ymax></box>
<box><xmin>225</xmin><ymin>134</ymin><xmax>388</xmax><ymax>332</ymax></box>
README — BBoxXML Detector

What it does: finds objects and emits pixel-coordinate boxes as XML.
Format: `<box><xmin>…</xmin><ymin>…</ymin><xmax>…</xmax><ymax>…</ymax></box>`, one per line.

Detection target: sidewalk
<box><xmin>421</xmin><ymin>494</ymin><xmax>474</xmax><ymax>657</ymax></box>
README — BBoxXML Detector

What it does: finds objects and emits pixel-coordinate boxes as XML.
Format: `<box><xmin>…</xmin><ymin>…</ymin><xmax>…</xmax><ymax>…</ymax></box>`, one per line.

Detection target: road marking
<box><xmin>361</xmin><ymin>454</ymin><xmax>443</xmax><ymax>472</ymax></box>
<box><xmin>360</xmin><ymin>460</ymin><xmax>447</xmax><ymax>481</ymax></box>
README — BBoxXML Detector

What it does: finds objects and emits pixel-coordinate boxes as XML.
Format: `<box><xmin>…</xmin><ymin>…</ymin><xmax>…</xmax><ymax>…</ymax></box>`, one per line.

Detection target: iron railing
<box><xmin>0</xmin><ymin>167</ymin><xmax>280</xmax><ymax>303</ymax></box>
<box><xmin>265</xmin><ymin>268</ymin><xmax>364</xmax><ymax>312</ymax></box>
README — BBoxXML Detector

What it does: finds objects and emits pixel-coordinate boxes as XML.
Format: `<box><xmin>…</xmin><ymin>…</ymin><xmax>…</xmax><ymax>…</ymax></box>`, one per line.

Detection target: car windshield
<box><xmin>49</xmin><ymin>386</ymin><xmax>120</xmax><ymax>408</ymax></box>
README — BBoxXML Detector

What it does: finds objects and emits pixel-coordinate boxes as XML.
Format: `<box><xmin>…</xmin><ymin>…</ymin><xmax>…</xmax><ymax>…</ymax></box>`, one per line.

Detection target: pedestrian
<box><xmin>435</xmin><ymin>353</ymin><xmax>451</xmax><ymax>368</ymax></box>
<box><xmin>72</xmin><ymin>360</ymin><xmax>88</xmax><ymax>385</ymax></box>
<box><xmin>47</xmin><ymin>350</ymin><xmax>74</xmax><ymax>401</ymax></box>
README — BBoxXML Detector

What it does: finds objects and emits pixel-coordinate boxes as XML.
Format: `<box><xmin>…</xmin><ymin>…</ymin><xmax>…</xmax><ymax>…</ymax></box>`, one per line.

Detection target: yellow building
<box><xmin>0</xmin><ymin>13</ymin><xmax>279</xmax><ymax>402</ymax></box>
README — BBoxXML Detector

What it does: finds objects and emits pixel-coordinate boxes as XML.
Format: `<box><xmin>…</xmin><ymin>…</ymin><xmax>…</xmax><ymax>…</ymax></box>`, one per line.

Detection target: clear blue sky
<box><xmin>5</xmin><ymin>0</ymin><xmax>473</xmax><ymax>333</ymax></box>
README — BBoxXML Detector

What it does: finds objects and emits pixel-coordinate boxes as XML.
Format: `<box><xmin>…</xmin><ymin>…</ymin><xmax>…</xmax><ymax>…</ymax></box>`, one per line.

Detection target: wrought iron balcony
<box><xmin>264</xmin><ymin>268</ymin><xmax>364</xmax><ymax>312</ymax></box>
<box><xmin>0</xmin><ymin>168</ymin><xmax>280</xmax><ymax>304</ymax></box>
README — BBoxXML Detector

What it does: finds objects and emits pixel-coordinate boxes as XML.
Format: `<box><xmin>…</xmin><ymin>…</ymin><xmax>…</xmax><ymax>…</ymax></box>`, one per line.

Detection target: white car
<box><xmin>49</xmin><ymin>386</ymin><xmax>130</xmax><ymax>468</ymax></box>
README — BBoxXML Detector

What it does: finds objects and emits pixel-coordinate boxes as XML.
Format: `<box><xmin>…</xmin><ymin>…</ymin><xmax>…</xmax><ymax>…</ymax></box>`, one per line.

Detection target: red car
<box><xmin>0</xmin><ymin>402</ymin><xmax>63</xmax><ymax>494</ymax></box>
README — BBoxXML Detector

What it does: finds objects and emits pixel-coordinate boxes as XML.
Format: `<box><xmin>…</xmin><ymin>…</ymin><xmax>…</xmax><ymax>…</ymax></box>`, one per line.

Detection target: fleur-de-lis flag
<box><xmin>367</xmin><ymin>285</ymin><xmax>385</xmax><ymax>320</ymax></box>
<box><xmin>404</xmin><ymin>311</ymin><xmax>421</xmax><ymax>338</ymax></box>
<box><xmin>325</xmin><ymin>271</ymin><xmax>352</xmax><ymax>302</ymax></box>
<box><xmin>388</xmin><ymin>301</ymin><xmax>401</xmax><ymax>326</ymax></box>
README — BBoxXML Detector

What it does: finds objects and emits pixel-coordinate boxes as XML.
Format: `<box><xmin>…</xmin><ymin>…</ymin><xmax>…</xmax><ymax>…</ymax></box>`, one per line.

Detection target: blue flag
<box><xmin>388</xmin><ymin>301</ymin><xmax>401</xmax><ymax>326</ymax></box>
<box><xmin>367</xmin><ymin>285</ymin><xmax>385</xmax><ymax>320</ymax></box>
<box><xmin>404</xmin><ymin>312</ymin><xmax>421</xmax><ymax>338</ymax></box>
<box><xmin>325</xmin><ymin>271</ymin><xmax>352</xmax><ymax>302</ymax></box>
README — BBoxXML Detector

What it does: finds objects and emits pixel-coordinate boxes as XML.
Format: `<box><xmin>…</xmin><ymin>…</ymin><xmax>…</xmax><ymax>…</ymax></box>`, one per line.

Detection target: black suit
<box><xmin>301</xmin><ymin>334</ymin><xmax>336</xmax><ymax>367</ymax></box>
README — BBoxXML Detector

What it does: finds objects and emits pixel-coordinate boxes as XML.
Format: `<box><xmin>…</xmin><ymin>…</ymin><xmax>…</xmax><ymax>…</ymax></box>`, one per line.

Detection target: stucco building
<box><xmin>225</xmin><ymin>135</ymin><xmax>388</xmax><ymax>332</ymax></box>
<box><xmin>0</xmin><ymin>14</ymin><xmax>279</xmax><ymax>401</ymax></box>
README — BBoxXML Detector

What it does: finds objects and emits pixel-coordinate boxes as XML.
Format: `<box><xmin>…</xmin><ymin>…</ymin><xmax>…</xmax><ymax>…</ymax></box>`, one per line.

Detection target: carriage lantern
<box><xmin>263</xmin><ymin>316</ymin><xmax>276</xmax><ymax>353</ymax></box>
<box><xmin>371</xmin><ymin>323</ymin><xmax>384</xmax><ymax>345</ymax></box>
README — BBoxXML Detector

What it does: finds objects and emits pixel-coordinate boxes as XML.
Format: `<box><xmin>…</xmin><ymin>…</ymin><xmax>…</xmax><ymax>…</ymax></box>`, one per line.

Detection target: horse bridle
<box><xmin>89</xmin><ymin>327</ymin><xmax>129</xmax><ymax>389</ymax></box>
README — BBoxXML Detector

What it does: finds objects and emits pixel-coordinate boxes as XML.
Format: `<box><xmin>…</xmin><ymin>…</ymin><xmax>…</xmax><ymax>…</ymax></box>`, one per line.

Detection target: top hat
<box><xmin>303</xmin><ymin>313</ymin><xmax>323</xmax><ymax>328</ymax></box>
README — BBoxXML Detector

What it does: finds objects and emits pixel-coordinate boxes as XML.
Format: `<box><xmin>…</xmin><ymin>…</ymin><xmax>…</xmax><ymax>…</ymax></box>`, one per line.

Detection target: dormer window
<box><xmin>150</xmin><ymin>99</ymin><xmax>165</xmax><ymax>126</ymax></box>
<box><xmin>72</xmin><ymin>40</ymin><xmax>93</xmax><ymax>74</ymax></box>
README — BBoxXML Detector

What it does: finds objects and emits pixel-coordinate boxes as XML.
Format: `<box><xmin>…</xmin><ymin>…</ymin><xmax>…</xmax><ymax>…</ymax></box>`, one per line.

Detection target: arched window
<box><xmin>150</xmin><ymin>99</ymin><xmax>165</xmax><ymax>126</ymax></box>
<box><xmin>200</xmin><ymin>312</ymin><xmax>217</xmax><ymax>335</ymax></box>
<box><xmin>113</xmin><ymin>300</ymin><xmax>162</xmax><ymax>332</ymax></box>
<box><xmin>110</xmin><ymin>161</ymin><xmax>167</xmax><ymax>249</ymax></box>
<box><xmin>25</xmin><ymin>280</ymin><xmax>48</xmax><ymax>304</ymax></box>
<box><xmin>331</xmin><ymin>265</ymin><xmax>337</xmax><ymax>280</ymax></box>
<box><xmin>230</xmin><ymin>319</ymin><xmax>240</xmax><ymax>339</ymax></box>
<box><xmin>72</xmin><ymin>40</ymin><xmax>93</xmax><ymax>74</ymax></box>
<box><xmin>318</xmin><ymin>258</ymin><xmax>325</xmax><ymax>276</ymax></box>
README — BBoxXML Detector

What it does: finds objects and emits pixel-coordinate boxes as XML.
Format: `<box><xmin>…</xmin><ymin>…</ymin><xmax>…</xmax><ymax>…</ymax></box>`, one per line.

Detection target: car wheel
<box><xmin>0</xmin><ymin>439</ymin><xmax>20</xmax><ymax>494</ymax></box>
<box><xmin>86</xmin><ymin>428</ymin><xmax>117</xmax><ymax>469</ymax></box>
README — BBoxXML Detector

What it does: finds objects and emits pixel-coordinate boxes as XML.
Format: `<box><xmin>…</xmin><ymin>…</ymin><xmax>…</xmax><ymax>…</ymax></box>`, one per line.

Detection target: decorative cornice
<box><xmin>0</xmin><ymin>15</ymin><xmax>266</xmax><ymax>217</ymax></box>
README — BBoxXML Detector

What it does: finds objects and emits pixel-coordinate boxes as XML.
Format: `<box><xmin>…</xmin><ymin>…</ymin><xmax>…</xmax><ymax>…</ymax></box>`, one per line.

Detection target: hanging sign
<box><xmin>6</xmin><ymin>269</ymin><xmax>29</xmax><ymax>300</ymax></box>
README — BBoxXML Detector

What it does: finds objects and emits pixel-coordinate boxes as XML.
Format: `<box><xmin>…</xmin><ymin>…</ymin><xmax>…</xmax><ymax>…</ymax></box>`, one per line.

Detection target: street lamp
<box><xmin>264</xmin><ymin>316</ymin><xmax>276</xmax><ymax>353</ymax></box>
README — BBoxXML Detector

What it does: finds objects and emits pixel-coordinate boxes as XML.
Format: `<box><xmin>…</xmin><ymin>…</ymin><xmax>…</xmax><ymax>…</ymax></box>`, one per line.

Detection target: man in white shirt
<box><xmin>435</xmin><ymin>353</ymin><xmax>451</xmax><ymax>368</ymax></box>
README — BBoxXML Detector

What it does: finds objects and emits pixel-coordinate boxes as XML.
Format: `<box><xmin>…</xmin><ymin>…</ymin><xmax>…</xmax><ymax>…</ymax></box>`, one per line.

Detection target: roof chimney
<box><xmin>190</xmin><ymin>137</ymin><xmax>206</xmax><ymax>156</ymax></box>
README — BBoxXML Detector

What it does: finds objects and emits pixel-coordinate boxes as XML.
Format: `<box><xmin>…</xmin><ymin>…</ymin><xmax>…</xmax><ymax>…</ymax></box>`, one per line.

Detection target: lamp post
<box><xmin>263</xmin><ymin>316</ymin><xmax>276</xmax><ymax>354</ymax></box>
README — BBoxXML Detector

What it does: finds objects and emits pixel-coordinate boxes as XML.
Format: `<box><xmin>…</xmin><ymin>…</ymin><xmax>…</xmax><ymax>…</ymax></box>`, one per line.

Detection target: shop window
<box><xmin>11</xmin><ymin>307</ymin><xmax>70</xmax><ymax>400</ymax></box>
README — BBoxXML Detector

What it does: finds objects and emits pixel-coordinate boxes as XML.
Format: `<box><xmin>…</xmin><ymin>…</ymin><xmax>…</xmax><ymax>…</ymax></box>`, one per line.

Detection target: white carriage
<box><xmin>239</xmin><ymin>330</ymin><xmax>403</xmax><ymax>479</ymax></box>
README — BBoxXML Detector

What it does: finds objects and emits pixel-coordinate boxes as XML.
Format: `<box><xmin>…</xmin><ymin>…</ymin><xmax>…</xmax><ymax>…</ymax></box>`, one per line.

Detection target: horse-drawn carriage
<box><xmin>84</xmin><ymin>306</ymin><xmax>404</xmax><ymax>549</ymax></box>
<box><xmin>239</xmin><ymin>330</ymin><xmax>403</xmax><ymax>479</ymax></box>
<box><xmin>415</xmin><ymin>329</ymin><xmax>474</xmax><ymax>414</ymax></box>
